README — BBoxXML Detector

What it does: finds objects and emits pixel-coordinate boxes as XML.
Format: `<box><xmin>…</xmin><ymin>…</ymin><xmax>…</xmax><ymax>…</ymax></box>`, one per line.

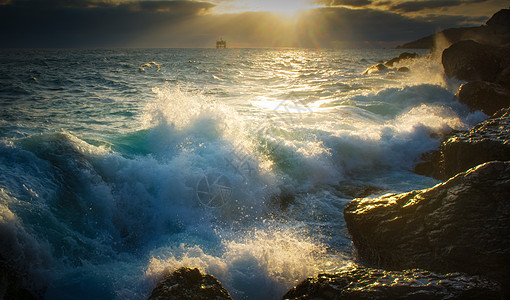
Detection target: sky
<box><xmin>0</xmin><ymin>0</ymin><xmax>508</xmax><ymax>48</ymax></box>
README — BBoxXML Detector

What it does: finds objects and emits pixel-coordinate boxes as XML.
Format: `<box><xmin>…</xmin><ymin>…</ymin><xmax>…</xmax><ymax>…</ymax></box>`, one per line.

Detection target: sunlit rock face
<box><xmin>415</xmin><ymin>107</ymin><xmax>510</xmax><ymax>180</ymax></box>
<box><xmin>344</xmin><ymin>161</ymin><xmax>510</xmax><ymax>293</ymax></box>
<box><xmin>148</xmin><ymin>268</ymin><xmax>233</xmax><ymax>300</ymax></box>
<box><xmin>283</xmin><ymin>267</ymin><xmax>503</xmax><ymax>300</ymax></box>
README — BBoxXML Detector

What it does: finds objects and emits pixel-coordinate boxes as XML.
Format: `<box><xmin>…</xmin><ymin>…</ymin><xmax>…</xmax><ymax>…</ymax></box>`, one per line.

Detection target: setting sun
<box><xmin>221</xmin><ymin>0</ymin><xmax>319</xmax><ymax>15</ymax></box>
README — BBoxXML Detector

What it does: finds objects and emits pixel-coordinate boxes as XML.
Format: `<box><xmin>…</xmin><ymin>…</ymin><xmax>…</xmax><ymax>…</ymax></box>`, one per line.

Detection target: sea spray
<box><xmin>0</xmin><ymin>48</ymin><xmax>490</xmax><ymax>299</ymax></box>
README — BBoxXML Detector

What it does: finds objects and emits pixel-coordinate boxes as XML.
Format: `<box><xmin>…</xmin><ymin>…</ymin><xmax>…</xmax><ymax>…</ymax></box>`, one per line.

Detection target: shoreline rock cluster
<box><xmin>363</xmin><ymin>52</ymin><xmax>418</xmax><ymax>75</ymax></box>
<box><xmin>339</xmin><ymin>8</ymin><xmax>510</xmax><ymax>300</ymax></box>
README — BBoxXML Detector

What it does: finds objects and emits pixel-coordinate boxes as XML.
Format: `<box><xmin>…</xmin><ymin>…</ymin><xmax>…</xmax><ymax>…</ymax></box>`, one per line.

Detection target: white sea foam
<box><xmin>0</xmin><ymin>48</ymin><xmax>488</xmax><ymax>300</ymax></box>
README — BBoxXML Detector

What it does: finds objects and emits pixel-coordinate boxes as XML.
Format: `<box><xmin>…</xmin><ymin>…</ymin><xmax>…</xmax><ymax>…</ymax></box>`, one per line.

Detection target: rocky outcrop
<box><xmin>439</xmin><ymin>108</ymin><xmax>510</xmax><ymax>179</ymax></box>
<box><xmin>486</xmin><ymin>8</ymin><xmax>510</xmax><ymax>35</ymax></box>
<box><xmin>441</xmin><ymin>40</ymin><xmax>505</xmax><ymax>82</ymax></box>
<box><xmin>457</xmin><ymin>81</ymin><xmax>510</xmax><ymax>115</ymax></box>
<box><xmin>363</xmin><ymin>63</ymin><xmax>387</xmax><ymax>75</ymax></box>
<box><xmin>148</xmin><ymin>268</ymin><xmax>232</xmax><ymax>300</ymax></box>
<box><xmin>442</xmin><ymin>43</ymin><xmax>510</xmax><ymax>117</ymax></box>
<box><xmin>384</xmin><ymin>52</ymin><xmax>418</xmax><ymax>67</ymax></box>
<box><xmin>415</xmin><ymin>107</ymin><xmax>510</xmax><ymax>180</ymax></box>
<box><xmin>398</xmin><ymin>9</ymin><xmax>510</xmax><ymax>50</ymax></box>
<box><xmin>363</xmin><ymin>52</ymin><xmax>418</xmax><ymax>75</ymax></box>
<box><xmin>283</xmin><ymin>267</ymin><xmax>503</xmax><ymax>300</ymax></box>
<box><xmin>344</xmin><ymin>161</ymin><xmax>510</xmax><ymax>293</ymax></box>
<box><xmin>398</xmin><ymin>27</ymin><xmax>498</xmax><ymax>50</ymax></box>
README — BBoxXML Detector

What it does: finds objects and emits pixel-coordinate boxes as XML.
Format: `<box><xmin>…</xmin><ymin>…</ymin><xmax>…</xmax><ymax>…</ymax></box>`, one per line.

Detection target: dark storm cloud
<box><xmin>120</xmin><ymin>0</ymin><xmax>214</xmax><ymax>14</ymax></box>
<box><xmin>294</xmin><ymin>6</ymin><xmax>485</xmax><ymax>47</ymax></box>
<box><xmin>382</xmin><ymin>0</ymin><xmax>488</xmax><ymax>13</ymax></box>
<box><xmin>317</xmin><ymin>0</ymin><xmax>373</xmax><ymax>7</ymax></box>
<box><xmin>0</xmin><ymin>0</ymin><xmax>494</xmax><ymax>48</ymax></box>
<box><xmin>2</xmin><ymin>0</ymin><xmax>215</xmax><ymax>13</ymax></box>
<box><xmin>0</xmin><ymin>0</ymin><xmax>215</xmax><ymax>47</ymax></box>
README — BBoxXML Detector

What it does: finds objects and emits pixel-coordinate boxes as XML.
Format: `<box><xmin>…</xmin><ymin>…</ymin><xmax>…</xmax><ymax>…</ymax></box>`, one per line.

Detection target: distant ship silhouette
<box><xmin>216</xmin><ymin>38</ymin><xmax>226</xmax><ymax>49</ymax></box>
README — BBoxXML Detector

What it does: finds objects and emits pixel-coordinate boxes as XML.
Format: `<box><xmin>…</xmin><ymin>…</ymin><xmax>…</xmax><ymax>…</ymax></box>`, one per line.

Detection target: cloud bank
<box><xmin>0</xmin><ymin>0</ymin><xmax>505</xmax><ymax>48</ymax></box>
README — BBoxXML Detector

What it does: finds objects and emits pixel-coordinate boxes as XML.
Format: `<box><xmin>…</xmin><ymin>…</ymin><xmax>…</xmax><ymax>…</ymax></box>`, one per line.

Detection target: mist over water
<box><xmin>0</xmin><ymin>48</ymin><xmax>486</xmax><ymax>299</ymax></box>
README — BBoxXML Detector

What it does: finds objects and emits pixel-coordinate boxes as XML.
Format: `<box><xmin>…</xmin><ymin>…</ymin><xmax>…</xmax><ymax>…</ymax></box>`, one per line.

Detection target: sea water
<box><xmin>0</xmin><ymin>48</ymin><xmax>487</xmax><ymax>299</ymax></box>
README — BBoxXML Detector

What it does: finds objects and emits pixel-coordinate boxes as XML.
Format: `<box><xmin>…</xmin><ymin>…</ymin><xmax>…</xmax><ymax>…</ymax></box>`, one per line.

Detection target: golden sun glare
<box><xmin>227</xmin><ymin>0</ymin><xmax>319</xmax><ymax>15</ymax></box>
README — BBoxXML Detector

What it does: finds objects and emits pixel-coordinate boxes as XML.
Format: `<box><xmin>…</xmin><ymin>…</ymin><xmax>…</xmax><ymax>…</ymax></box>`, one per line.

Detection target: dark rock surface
<box><xmin>283</xmin><ymin>267</ymin><xmax>503</xmax><ymax>300</ymax></box>
<box><xmin>398</xmin><ymin>26</ymin><xmax>509</xmax><ymax>50</ymax></box>
<box><xmin>0</xmin><ymin>259</ymin><xmax>38</xmax><ymax>300</ymax></box>
<box><xmin>344</xmin><ymin>161</ymin><xmax>510</xmax><ymax>293</ymax></box>
<box><xmin>415</xmin><ymin>107</ymin><xmax>510</xmax><ymax>180</ymax></box>
<box><xmin>497</xmin><ymin>65</ymin><xmax>510</xmax><ymax>88</ymax></box>
<box><xmin>363</xmin><ymin>52</ymin><xmax>418</xmax><ymax>75</ymax></box>
<box><xmin>487</xmin><ymin>8</ymin><xmax>510</xmax><ymax>35</ymax></box>
<box><xmin>457</xmin><ymin>81</ymin><xmax>510</xmax><ymax>115</ymax></box>
<box><xmin>430</xmin><ymin>107</ymin><xmax>510</xmax><ymax>180</ymax></box>
<box><xmin>384</xmin><ymin>52</ymin><xmax>418</xmax><ymax>67</ymax></box>
<box><xmin>441</xmin><ymin>40</ymin><xmax>504</xmax><ymax>82</ymax></box>
<box><xmin>148</xmin><ymin>267</ymin><xmax>232</xmax><ymax>300</ymax></box>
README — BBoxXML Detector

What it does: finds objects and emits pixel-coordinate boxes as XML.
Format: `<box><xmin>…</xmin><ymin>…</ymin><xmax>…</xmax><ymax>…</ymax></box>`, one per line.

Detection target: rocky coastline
<box><xmin>146</xmin><ymin>9</ymin><xmax>510</xmax><ymax>300</ymax></box>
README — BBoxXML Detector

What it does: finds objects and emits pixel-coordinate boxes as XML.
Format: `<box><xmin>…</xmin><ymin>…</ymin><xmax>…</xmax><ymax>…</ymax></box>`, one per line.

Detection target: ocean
<box><xmin>0</xmin><ymin>48</ymin><xmax>487</xmax><ymax>299</ymax></box>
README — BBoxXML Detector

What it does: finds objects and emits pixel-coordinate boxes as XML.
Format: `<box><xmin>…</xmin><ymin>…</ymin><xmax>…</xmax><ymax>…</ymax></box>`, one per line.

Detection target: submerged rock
<box><xmin>283</xmin><ymin>267</ymin><xmax>502</xmax><ymax>300</ymax></box>
<box><xmin>148</xmin><ymin>267</ymin><xmax>232</xmax><ymax>300</ymax></box>
<box><xmin>457</xmin><ymin>81</ymin><xmax>510</xmax><ymax>115</ymax></box>
<box><xmin>344</xmin><ymin>161</ymin><xmax>510</xmax><ymax>293</ymax></box>
<box><xmin>441</xmin><ymin>40</ymin><xmax>504</xmax><ymax>82</ymax></box>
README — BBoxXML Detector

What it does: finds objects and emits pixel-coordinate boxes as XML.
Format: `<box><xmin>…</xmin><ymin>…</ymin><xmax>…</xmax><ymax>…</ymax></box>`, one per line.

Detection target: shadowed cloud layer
<box><xmin>0</xmin><ymin>0</ymin><xmax>506</xmax><ymax>47</ymax></box>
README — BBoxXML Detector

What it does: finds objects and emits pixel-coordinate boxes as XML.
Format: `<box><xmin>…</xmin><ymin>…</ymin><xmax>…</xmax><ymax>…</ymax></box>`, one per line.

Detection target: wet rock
<box><xmin>363</xmin><ymin>63</ymin><xmax>387</xmax><ymax>75</ymax></box>
<box><xmin>148</xmin><ymin>267</ymin><xmax>232</xmax><ymax>300</ymax></box>
<box><xmin>344</xmin><ymin>161</ymin><xmax>510</xmax><ymax>293</ymax></box>
<box><xmin>334</xmin><ymin>182</ymin><xmax>386</xmax><ymax>199</ymax></box>
<box><xmin>384</xmin><ymin>52</ymin><xmax>418</xmax><ymax>67</ymax></box>
<box><xmin>413</xmin><ymin>148</ymin><xmax>442</xmax><ymax>178</ymax></box>
<box><xmin>457</xmin><ymin>81</ymin><xmax>510</xmax><ymax>115</ymax></box>
<box><xmin>441</xmin><ymin>40</ymin><xmax>503</xmax><ymax>82</ymax></box>
<box><xmin>415</xmin><ymin>108</ymin><xmax>510</xmax><ymax>180</ymax></box>
<box><xmin>437</xmin><ymin>107</ymin><xmax>510</xmax><ymax>180</ymax></box>
<box><xmin>283</xmin><ymin>267</ymin><xmax>503</xmax><ymax>300</ymax></box>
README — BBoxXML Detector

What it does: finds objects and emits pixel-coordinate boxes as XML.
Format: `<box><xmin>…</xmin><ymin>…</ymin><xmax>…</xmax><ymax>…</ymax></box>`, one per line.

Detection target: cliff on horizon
<box><xmin>398</xmin><ymin>8</ymin><xmax>510</xmax><ymax>50</ymax></box>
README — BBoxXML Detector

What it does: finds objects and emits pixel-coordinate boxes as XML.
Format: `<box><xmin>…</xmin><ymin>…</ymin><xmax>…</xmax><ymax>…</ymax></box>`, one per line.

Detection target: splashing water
<box><xmin>0</xmin><ymin>48</ymin><xmax>487</xmax><ymax>299</ymax></box>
